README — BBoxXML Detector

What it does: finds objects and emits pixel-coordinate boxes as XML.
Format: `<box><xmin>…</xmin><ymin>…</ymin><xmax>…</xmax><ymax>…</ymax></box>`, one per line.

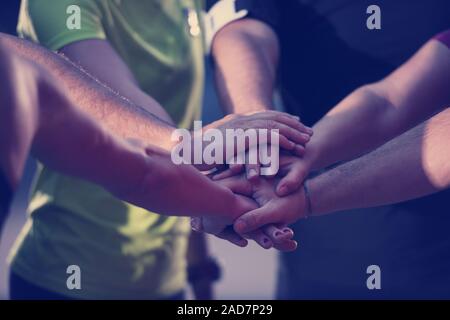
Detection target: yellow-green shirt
<box><xmin>10</xmin><ymin>0</ymin><xmax>205</xmax><ymax>299</ymax></box>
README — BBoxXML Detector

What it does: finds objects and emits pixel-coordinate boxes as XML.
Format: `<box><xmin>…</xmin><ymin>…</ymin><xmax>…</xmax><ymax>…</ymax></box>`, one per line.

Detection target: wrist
<box><xmin>306</xmin><ymin>175</ymin><xmax>329</xmax><ymax>216</ymax></box>
<box><xmin>229</xmin><ymin>193</ymin><xmax>246</xmax><ymax>221</ymax></box>
<box><xmin>303</xmin><ymin>180</ymin><xmax>313</xmax><ymax>218</ymax></box>
<box><xmin>304</xmin><ymin>142</ymin><xmax>321</xmax><ymax>171</ymax></box>
<box><xmin>215</xmin><ymin>188</ymin><xmax>242</xmax><ymax>220</ymax></box>
<box><xmin>232</xmin><ymin>103</ymin><xmax>272</xmax><ymax>114</ymax></box>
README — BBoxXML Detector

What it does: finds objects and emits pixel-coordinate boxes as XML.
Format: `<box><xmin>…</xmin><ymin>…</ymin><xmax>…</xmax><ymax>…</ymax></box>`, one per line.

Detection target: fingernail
<box><xmin>294</xmin><ymin>116</ymin><xmax>300</xmax><ymax>121</ymax></box>
<box><xmin>302</xmin><ymin>134</ymin><xmax>310</xmax><ymax>142</ymax></box>
<box><xmin>238</xmin><ymin>240</ymin><xmax>248</xmax><ymax>247</ymax></box>
<box><xmin>278</xmin><ymin>186</ymin><xmax>287</xmax><ymax>196</ymax></box>
<box><xmin>235</xmin><ymin>220</ymin><xmax>247</xmax><ymax>233</ymax></box>
<box><xmin>262</xmin><ymin>237</ymin><xmax>272</xmax><ymax>248</ymax></box>
<box><xmin>307</xmin><ymin>127</ymin><xmax>314</xmax><ymax>135</ymax></box>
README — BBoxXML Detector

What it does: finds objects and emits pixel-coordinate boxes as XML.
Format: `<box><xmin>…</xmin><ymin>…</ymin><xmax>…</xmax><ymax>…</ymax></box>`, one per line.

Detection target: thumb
<box><xmin>233</xmin><ymin>205</ymin><xmax>277</xmax><ymax>234</ymax></box>
<box><xmin>277</xmin><ymin>163</ymin><xmax>307</xmax><ymax>196</ymax></box>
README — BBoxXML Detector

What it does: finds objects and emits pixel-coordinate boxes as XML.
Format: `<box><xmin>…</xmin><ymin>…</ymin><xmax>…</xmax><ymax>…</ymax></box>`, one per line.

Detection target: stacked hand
<box><xmin>192</xmin><ymin>110</ymin><xmax>313</xmax><ymax>171</ymax></box>
<box><xmin>192</xmin><ymin>150</ymin><xmax>313</xmax><ymax>252</ymax></box>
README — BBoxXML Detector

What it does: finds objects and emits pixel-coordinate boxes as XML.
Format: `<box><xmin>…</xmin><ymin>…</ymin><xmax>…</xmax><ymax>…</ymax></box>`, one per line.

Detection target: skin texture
<box><xmin>0</xmin><ymin>44</ymin><xmax>255</xmax><ymax>221</ymax></box>
<box><xmin>56</xmin><ymin>37</ymin><xmax>309</xmax><ymax>281</ymax></box>
<box><xmin>0</xmin><ymin>45</ymin><xmax>297</xmax><ymax>289</ymax></box>
<box><xmin>0</xmin><ymin>33</ymin><xmax>310</xmax><ymax>168</ymax></box>
<box><xmin>207</xmin><ymin>19</ymin><xmax>450</xmax><ymax>239</ymax></box>
<box><xmin>59</xmin><ymin>38</ymin><xmax>312</xmax><ymax>167</ymax></box>
<box><xmin>207</xmin><ymin>18</ymin><xmax>313</xmax><ymax>247</ymax></box>
<box><xmin>0</xmin><ymin>44</ymin><xmax>228</xmax><ymax>300</ymax></box>
<box><xmin>212</xmin><ymin>18</ymin><xmax>312</xmax><ymax>177</ymax></box>
<box><xmin>276</xmin><ymin>39</ymin><xmax>450</xmax><ymax>196</ymax></box>
<box><xmin>0</xmin><ymin>30</ymin><xmax>311</xmax><ymax>297</ymax></box>
<box><xmin>235</xmin><ymin>107</ymin><xmax>450</xmax><ymax>234</ymax></box>
<box><xmin>0</xmin><ymin>48</ymin><xmax>237</xmax><ymax>300</ymax></box>
<box><xmin>194</xmin><ymin>174</ymin><xmax>300</xmax><ymax>251</ymax></box>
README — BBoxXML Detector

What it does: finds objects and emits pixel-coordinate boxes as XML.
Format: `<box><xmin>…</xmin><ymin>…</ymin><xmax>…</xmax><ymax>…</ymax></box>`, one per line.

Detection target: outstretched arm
<box><xmin>277</xmin><ymin>34</ymin><xmax>450</xmax><ymax>195</ymax></box>
<box><xmin>307</xmin><ymin>108</ymin><xmax>450</xmax><ymax>216</ymax></box>
<box><xmin>234</xmin><ymin>108</ymin><xmax>450</xmax><ymax>234</ymax></box>
<box><xmin>0</xmin><ymin>46</ymin><xmax>255</xmax><ymax>229</ymax></box>
<box><xmin>310</xmin><ymin>38</ymin><xmax>450</xmax><ymax>169</ymax></box>
<box><xmin>211</xmin><ymin>18</ymin><xmax>313</xmax><ymax>177</ymax></box>
<box><xmin>212</xmin><ymin>18</ymin><xmax>279</xmax><ymax>114</ymax></box>
<box><xmin>0</xmin><ymin>33</ymin><xmax>177</xmax><ymax>150</ymax></box>
<box><xmin>1</xmin><ymin>33</ymin><xmax>310</xmax><ymax>170</ymax></box>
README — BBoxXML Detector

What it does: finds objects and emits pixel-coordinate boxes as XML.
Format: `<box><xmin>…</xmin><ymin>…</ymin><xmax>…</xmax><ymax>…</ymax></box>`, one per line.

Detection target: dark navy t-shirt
<box><xmin>0</xmin><ymin>170</ymin><xmax>13</xmax><ymax>217</ymax></box>
<box><xmin>226</xmin><ymin>0</ymin><xmax>450</xmax><ymax>298</ymax></box>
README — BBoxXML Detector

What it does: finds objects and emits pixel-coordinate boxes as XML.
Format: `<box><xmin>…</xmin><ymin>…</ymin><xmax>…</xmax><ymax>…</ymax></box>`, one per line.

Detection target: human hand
<box><xmin>211</xmin><ymin>147</ymin><xmax>312</xmax><ymax>193</ymax></box>
<box><xmin>193</xmin><ymin>111</ymin><xmax>312</xmax><ymax>171</ymax></box>
<box><xmin>274</xmin><ymin>152</ymin><xmax>313</xmax><ymax>196</ymax></box>
<box><xmin>233</xmin><ymin>176</ymin><xmax>308</xmax><ymax>236</ymax></box>
<box><xmin>192</xmin><ymin>174</ymin><xmax>298</xmax><ymax>251</ymax></box>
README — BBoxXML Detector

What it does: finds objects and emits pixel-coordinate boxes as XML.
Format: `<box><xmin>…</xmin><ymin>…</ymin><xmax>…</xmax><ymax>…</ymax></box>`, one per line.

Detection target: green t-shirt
<box><xmin>10</xmin><ymin>0</ymin><xmax>205</xmax><ymax>299</ymax></box>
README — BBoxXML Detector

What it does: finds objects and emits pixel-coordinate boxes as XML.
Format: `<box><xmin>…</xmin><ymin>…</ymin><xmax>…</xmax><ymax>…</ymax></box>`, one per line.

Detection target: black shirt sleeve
<box><xmin>0</xmin><ymin>170</ymin><xmax>13</xmax><ymax>215</ymax></box>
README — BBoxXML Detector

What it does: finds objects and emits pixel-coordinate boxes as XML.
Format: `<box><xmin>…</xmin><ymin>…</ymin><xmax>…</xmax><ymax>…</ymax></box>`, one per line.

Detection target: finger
<box><xmin>276</xmin><ymin>163</ymin><xmax>307</xmax><ymax>196</ymax></box>
<box><xmin>275</xmin><ymin>123</ymin><xmax>312</xmax><ymax>146</ymax></box>
<box><xmin>246</xmin><ymin>163</ymin><xmax>260</xmax><ymax>181</ymax></box>
<box><xmin>267</xmin><ymin>130</ymin><xmax>295</xmax><ymax>151</ymax></box>
<box><xmin>245</xmin><ymin>159</ymin><xmax>261</xmax><ymax>181</ymax></box>
<box><xmin>262</xmin><ymin>225</ymin><xmax>294</xmax><ymax>244</ymax></box>
<box><xmin>292</xmin><ymin>144</ymin><xmax>306</xmax><ymax>157</ymax></box>
<box><xmin>245</xmin><ymin>110</ymin><xmax>299</xmax><ymax>120</ymax></box>
<box><xmin>254</xmin><ymin>111</ymin><xmax>313</xmax><ymax>135</ymax></box>
<box><xmin>230</xmin><ymin>163</ymin><xmax>245</xmax><ymax>174</ymax></box>
<box><xmin>212</xmin><ymin>168</ymin><xmax>240</xmax><ymax>180</ymax></box>
<box><xmin>216</xmin><ymin>226</ymin><xmax>249</xmax><ymax>247</ymax></box>
<box><xmin>273</xmin><ymin>240</ymin><xmax>298</xmax><ymax>252</ymax></box>
<box><xmin>234</xmin><ymin>206</ymin><xmax>278</xmax><ymax>235</ymax></box>
<box><xmin>246</xmin><ymin>230</ymin><xmax>273</xmax><ymax>249</ymax></box>
<box><xmin>215</xmin><ymin>175</ymin><xmax>253</xmax><ymax>196</ymax></box>
<box><xmin>257</xmin><ymin>120</ymin><xmax>311</xmax><ymax>147</ymax></box>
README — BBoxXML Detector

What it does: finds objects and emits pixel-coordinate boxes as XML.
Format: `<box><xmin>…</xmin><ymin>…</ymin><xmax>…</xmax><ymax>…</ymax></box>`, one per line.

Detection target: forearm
<box><xmin>0</xmin><ymin>33</ymin><xmax>177</xmax><ymax>151</ymax></box>
<box><xmin>212</xmin><ymin>19</ymin><xmax>279</xmax><ymax>114</ymax></box>
<box><xmin>309</xmin><ymin>108</ymin><xmax>450</xmax><ymax>215</ymax></box>
<box><xmin>0</xmin><ymin>48</ymin><xmax>39</xmax><ymax>190</ymax></box>
<box><xmin>307</xmin><ymin>86</ymin><xmax>400</xmax><ymax>170</ymax></box>
<box><xmin>308</xmin><ymin>40</ymin><xmax>450</xmax><ymax>171</ymax></box>
<box><xmin>59</xmin><ymin>39</ymin><xmax>174</xmax><ymax>123</ymax></box>
<box><xmin>32</xmin><ymin>79</ymin><xmax>240</xmax><ymax>218</ymax></box>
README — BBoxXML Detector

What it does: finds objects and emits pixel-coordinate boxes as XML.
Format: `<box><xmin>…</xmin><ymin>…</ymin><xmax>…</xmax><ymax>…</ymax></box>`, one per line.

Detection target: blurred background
<box><xmin>0</xmin><ymin>0</ymin><xmax>277</xmax><ymax>300</ymax></box>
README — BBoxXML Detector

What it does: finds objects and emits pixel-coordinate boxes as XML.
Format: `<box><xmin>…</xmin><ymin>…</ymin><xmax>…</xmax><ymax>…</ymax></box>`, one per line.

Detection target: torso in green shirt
<box><xmin>10</xmin><ymin>0</ymin><xmax>205</xmax><ymax>299</ymax></box>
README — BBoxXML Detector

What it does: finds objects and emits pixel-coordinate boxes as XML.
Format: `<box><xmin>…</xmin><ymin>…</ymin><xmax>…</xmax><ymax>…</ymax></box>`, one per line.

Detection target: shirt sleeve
<box><xmin>206</xmin><ymin>0</ymin><xmax>279</xmax><ymax>30</ymax></box>
<box><xmin>235</xmin><ymin>0</ymin><xmax>279</xmax><ymax>31</ymax></box>
<box><xmin>17</xmin><ymin>0</ymin><xmax>106</xmax><ymax>51</ymax></box>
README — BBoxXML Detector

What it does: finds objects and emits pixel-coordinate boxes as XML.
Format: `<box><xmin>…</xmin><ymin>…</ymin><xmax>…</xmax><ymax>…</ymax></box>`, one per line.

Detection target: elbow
<box><xmin>212</xmin><ymin>18</ymin><xmax>279</xmax><ymax>64</ymax></box>
<box><xmin>353</xmin><ymin>84</ymin><xmax>401</xmax><ymax>140</ymax></box>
